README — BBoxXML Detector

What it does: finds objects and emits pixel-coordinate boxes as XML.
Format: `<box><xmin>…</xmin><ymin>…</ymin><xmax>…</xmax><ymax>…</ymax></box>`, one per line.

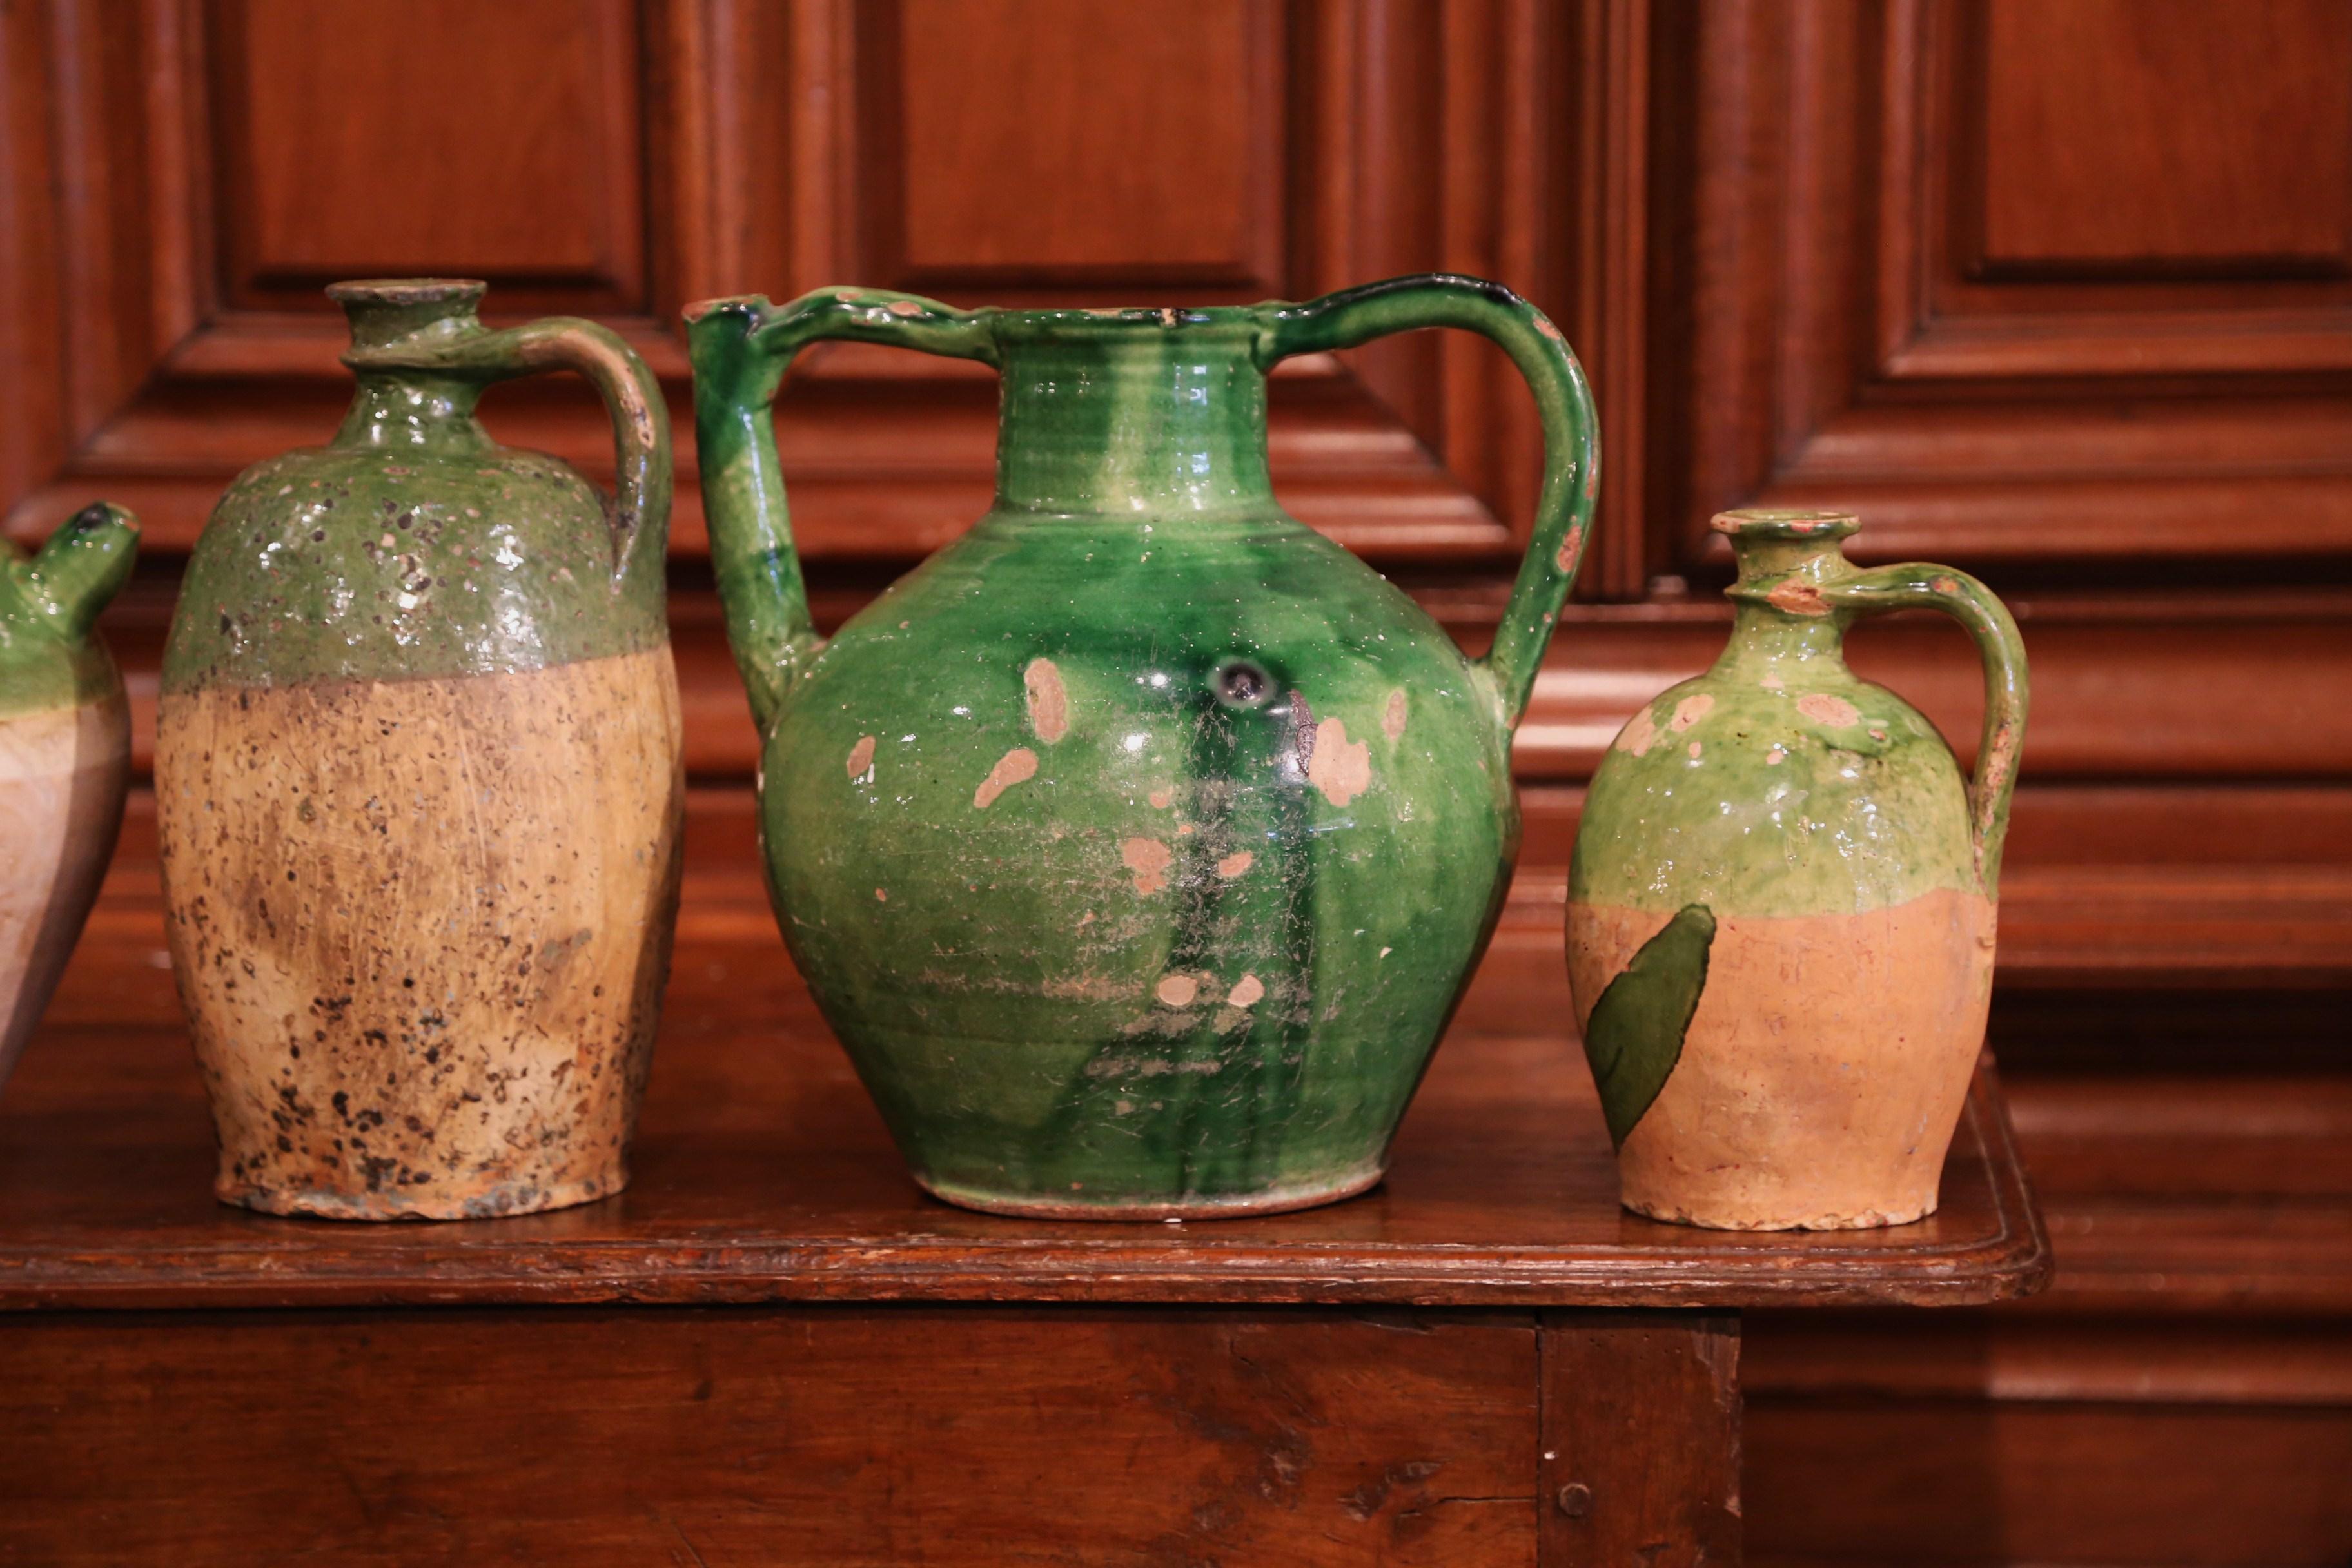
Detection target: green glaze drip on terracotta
<box><xmin>162</xmin><ymin>279</ymin><xmax>671</xmax><ymax>694</ymax></box>
<box><xmin>0</xmin><ymin>505</ymin><xmax>138</xmax><ymax>718</ymax></box>
<box><xmin>1570</xmin><ymin>509</ymin><xmax>2030</xmax><ymax>917</ymax></box>
<box><xmin>688</xmin><ymin>275</ymin><xmax>1600</xmax><ymax>1218</ymax></box>
<box><xmin>1582</xmin><ymin>903</ymin><xmax>1715</xmax><ymax>1147</ymax></box>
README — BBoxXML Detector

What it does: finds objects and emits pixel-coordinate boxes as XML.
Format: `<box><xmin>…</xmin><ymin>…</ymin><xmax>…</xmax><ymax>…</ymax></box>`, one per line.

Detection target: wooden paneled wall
<box><xmin>3</xmin><ymin>1</ymin><xmax>2348</xmax><ymax>1560</ymax></box>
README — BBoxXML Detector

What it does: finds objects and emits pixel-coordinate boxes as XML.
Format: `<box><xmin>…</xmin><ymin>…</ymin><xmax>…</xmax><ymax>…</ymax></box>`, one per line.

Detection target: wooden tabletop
<box><xmin>0</xmin><ymin>796</ymin><xmax>2050</xmax><ymax>1312</ymax></box>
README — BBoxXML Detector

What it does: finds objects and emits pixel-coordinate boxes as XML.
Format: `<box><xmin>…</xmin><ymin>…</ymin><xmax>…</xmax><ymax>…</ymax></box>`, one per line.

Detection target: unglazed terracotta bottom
<box><xmin>0</xmin><ymin>696</ymin><xmax>130</xmax><ymax>1085</ymax></box>
<box><xmin>155</xmin><ymin>647</ymin><xmax>684</xmax><ymax>1220</ymax></box>
<box><xmin>916</xmin><ymin>1161</ymin><xmax>1387</xmax><ymax>1221</ymax></box>
<box><xmin>1569</xmin><ymin>887</ymin><xmax>1995</xmax><ymax>1231</ymax></box>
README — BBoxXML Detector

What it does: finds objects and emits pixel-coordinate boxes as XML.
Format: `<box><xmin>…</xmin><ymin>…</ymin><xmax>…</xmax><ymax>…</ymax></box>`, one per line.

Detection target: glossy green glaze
<box><xmin>0</xmin><ymin>504</ymin><xmax>138</xmax><ymax>720</ymax></box>
<box><xmin>690</xmin><ymin>275</ymin><xmax>1598</xmax><ymax>1218</ymax></box>
<box><xmin>163</xmin><ymin>280</ymin><xmax>669</xmax><ymax>694</ymax></box>
<box><xmin>1567</xmin><ymin>509</ymin><xmax>2028</xmax><ymax>1226</ymax></box>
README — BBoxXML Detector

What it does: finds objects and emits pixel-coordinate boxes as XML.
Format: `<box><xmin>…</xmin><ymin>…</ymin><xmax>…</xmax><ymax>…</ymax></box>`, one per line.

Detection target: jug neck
<box><xmin>1711</xmin><ymin>509</ymin><xmax>1860</xmax><ymax>680</ymax></box>
<box><xmin>326</xmin><ymin>279</ymin><xmax>494</xmax><ymax>453</ymax></box>
<box><xmin>991</xmin><ymin>316</ymin><xmax>1275</xmax><ymax>518</ymax></box>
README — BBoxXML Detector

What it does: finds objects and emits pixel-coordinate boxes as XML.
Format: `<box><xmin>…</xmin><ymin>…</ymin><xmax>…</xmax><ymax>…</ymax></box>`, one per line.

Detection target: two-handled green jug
<box><xmin>689</xmin><ymin>274</ymin><xmax>1597</xmax><ymax>1217</ymax></box>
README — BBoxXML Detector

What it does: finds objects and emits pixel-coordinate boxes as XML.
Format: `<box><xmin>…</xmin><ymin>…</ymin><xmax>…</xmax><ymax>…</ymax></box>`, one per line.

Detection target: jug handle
<box><xmin>1253</xmin><ymin>274</ymin><xmax>1600</xmax><ymax>730</ymax></box>
<box><xmin>684</xmin><ymin>289</ymin><xmax>997</xmax><ymax>734</ymax></box>
<box><xmin>1821</xmin><ymin>565</ymin><xmax>2031</xmax><ymax>893</ymax></box>
<box><xmin>345</xmin><ymin>318</ymin><xmax>671</xmax><ymax>592</ymax></box>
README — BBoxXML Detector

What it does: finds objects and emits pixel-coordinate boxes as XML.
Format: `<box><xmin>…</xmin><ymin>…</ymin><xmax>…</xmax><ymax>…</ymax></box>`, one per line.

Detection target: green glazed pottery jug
<box><xmin>156</xmin><ymin>280</ymin><xmax>683</xmax><ymax>1220</ymax></box>
<box><xmin>1568</xmin><ymin>509</ymin><xmax>2028</xmax><ymax>1230</ymax></box>
<box><xmin>1</xmin><ymin>504</ymin><xmax>138</xmax><ymax>1090</ymax></box>
<box><xmin>689</xmin><ymin>273</ymin><xmax>1598</xmax><ymax>1218</ymax></box>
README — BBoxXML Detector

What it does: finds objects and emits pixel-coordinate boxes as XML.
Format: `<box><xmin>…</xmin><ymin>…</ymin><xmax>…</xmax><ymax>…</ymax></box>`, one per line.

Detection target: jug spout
<box><xmin>18</xmin><ymin>503</ymin><xmax>139</xmax><ymax>640</ymax></box>
<box><xmin>685</xmin><ymin>288</ymin><xmax>999</xmax><ymax>736</ymax></box>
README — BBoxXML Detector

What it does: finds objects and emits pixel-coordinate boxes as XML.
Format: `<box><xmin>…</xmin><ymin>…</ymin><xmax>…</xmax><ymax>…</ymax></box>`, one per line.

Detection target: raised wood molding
<box><xmin>1672</xmin><ymin>0</ymin><xmax>2352</xmax><ymax>569</ymax></box>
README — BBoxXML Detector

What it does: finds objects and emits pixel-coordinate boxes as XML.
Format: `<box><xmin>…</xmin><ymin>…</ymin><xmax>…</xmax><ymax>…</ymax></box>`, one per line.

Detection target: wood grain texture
<box><xmin>1544</xmin><ymin>1310</ymin><xmax>1742</xmax><ymax>1568</ymax></box>
<box><xmin>0</xmin><ymin>1307</ymin><xmax>1539</xmax><ymax>1565</ymax></box>
<box><xmin>153</xmin><ymin>648</ymin><xmax>684</xmax><ymax>1219</ymax></box>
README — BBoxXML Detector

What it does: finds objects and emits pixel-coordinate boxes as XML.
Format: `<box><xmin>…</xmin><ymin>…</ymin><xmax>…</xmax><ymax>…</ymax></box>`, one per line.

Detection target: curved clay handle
<box><xmin>346</xmin><ymin>317</ymin><xmax>672</xmax><ymax>590</ymax></box>
<box><xmin>1253</xmin><ymin>274</ymin><xmax>1600</xmax><ymax>729</ymax></box>
<box><xmin>685</xmin><ymin>288</ymin><xmax>997</xmax><ymax>732</ymax></box>
<box><xmin>15</xmin><ymin>502</ymin><xmax>139</xmax><ymax>640</ymax></box>
<box><xmin>1823</xmin><ymin>565</ymin><xmax>2031</xmax><ymax>892</ymax></box>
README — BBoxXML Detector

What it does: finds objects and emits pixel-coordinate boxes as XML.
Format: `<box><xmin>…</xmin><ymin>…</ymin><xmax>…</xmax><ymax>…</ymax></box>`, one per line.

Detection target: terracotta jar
<box><xmin>1</xmin><ymin>504</ymin><xmax>138</xmax><ymax>1090</ymax></box>
<box><xmin>1567</xmin><ymin>509</ymin><xmax>2028</xmax><ymax>1230</ymax></box>
<box><xmin>156</xmin><ymin>280</ymin><xmax>682</xmax><ymax>1220</ymax></box>
<box><xmin>689</xmin><ymin>275</ymin><xmax>1598</xmax><ymax>1218</ymax></box>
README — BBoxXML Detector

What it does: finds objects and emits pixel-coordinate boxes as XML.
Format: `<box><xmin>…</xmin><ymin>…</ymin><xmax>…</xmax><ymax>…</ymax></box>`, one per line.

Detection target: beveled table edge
<box><xmin>0</xmin><ymin>1059</ymin><xmax>2052</xmax><ymax>1312</ymax></box>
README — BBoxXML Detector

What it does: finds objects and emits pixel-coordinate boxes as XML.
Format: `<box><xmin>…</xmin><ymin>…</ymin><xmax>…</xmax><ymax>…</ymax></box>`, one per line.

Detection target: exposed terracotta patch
<box><xmin>1932</xmin><ymin>576</ymin><xmax>1959</xmax><ymax>594</ymax></box>
<box><xmin>1155</xmin><ymin>974</ymin><xmax>1199</xmax><ymax>1007</ymax></box>
<box><xmin>1147</xmin><ymin>787</ymin><xmax>1173</xmax><ymax>810</ymax></box>
<box><xmin>1383</xmin><ymin>688</ymin><xmax>1409</xmax><ymax>742</ymax></box>
<box><xmin>1761</xmin><ymin>672</ymin><xmax>1785</xmax><ymax>690</ymax></box>
<box><xmin>1796</xmin><ymin>692</ymin><xmax>1861</xmax><ymax>728</ymax></box>
<box><xmin>1615</xmin><ymin>706</ymin><xmax>1660</xmax><ymax>757</ymax></box>
<box><xmin>1569</xmin><ymin>888</ymin><xmax>1995</xmax><ymax>1230</ymax></box>
<box><xmin>1687</xmin><ymin>741</ymin><xmax>1703</xmax><ymax>760</ymax></box>
<box><xmin>1767</xmin><ymin>580</ymin><xmax>1829</xmax><ymax>616</ymax></box>
<box><xmin>875</xmin><ymin>888</ymin><xmax>888</xmax><ymax>901</ymax></box>
<box><xmin>1305</xmin><ymin>717</ymin><xmax>1371</xmax><ymax>807</ymax></box>
<box><xmin>1765</xmin><ymin>745</ymin><xmax>1787</xmax><ymax>765</ymax></box>
<box><xmin>1536</xmin><ymin>314</ymin><xmax>1567</xmax><ymax>343</ymax></box>
<box><xmin>1215</xmin><ymin>850</ymin><xmax>1255</xmax><ymax>879</ymax></box>
<box><xmin>1121</xmin><ymin>836</ymin><xmax>1173</xmax><ymax>896</ymax></box>
<box><xmin>1868</xmin><ymin>727</ymin><xmax>1888</xmax><ymax>741</ymax></box>
<box><xmin>1554</xmin><ymin>524</ymin><xmax>1584</xmax><ymax>574</ymax></box>
<box><xmin>1669</xmin><ymin>694</ymin><xmax>1715</xmax><ymax>732</ymax></box>
<box><xmin>1175</xmin><ymin>822</ymin><xmax>1195</xmax><ymax>836</ymax></box>
<box><xmin>845</xmin><ymin>734</ymin><xmax>876</xmax><ymax>779</ymax></box>
<box><xmin>1023</xmin><ymin>657</ymin><xmax>1068</xmax><ymax>743</ymax></box>
<box><xmin>887</xmin><ymin>299</ymin><xmax>923</xmax><ymax>317</ymax></box>
<box><xmin>1226</xmin><ymin>974</ymin><xmax>1265</xmax><ymax>1008</ymax></box>
<box><xmin>972</xmin><ymin>746</ymin><xmax>1039</xmax><ymax>809</ymax></box>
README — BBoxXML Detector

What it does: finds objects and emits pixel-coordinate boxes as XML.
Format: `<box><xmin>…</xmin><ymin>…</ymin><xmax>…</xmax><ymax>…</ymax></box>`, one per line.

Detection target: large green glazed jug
<box><xmin>156</xmin><ymin>280</ymin><xmax>683</xmax><ymax>1220</ymax></box>
<box><xmin>1568</xmin><ymin>509</ymin><xmax>2028</xmax><ymax>1230</ymax></box>
<box><xmin>1</xmin><ymin>504</ymin><xmax>138</xmax><ymax>1091</ymax></box>
<box><xmin>689</xmin><ymin>274</ymin><xmax>1598</xmax><ymax>1218</ymax></box>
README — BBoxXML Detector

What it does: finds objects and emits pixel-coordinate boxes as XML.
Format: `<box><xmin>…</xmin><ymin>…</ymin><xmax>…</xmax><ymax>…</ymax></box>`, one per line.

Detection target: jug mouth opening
<box><xmin>326</xmin><ymin>279</ymin><xmax>488</xmax><ymax>308</ymax></box>
<box><xmin>990</xmin><ymin>306</ymin><xmax>1262</xmax><ymax>348</ymax></box>
<box><xmin>1710</xmin><ymin>507</ymin><xmax>1857</xmax><ymax>543</ymax></box>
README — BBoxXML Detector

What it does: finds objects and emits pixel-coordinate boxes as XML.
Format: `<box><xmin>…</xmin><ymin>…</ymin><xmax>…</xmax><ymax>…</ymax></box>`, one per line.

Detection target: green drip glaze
<box><xmin>1569</xmin><ymin>510</ymin><xmax>2030</xmax><ymax>919</ymax></box>
<box><xmin>689</xmin><ymin>275</ymin><xmax>1599</xmax><ymax>1216</ymax></box>
<box><xmin>1582</xmin><ymin>903</ymin><xmax>1715</xmax><ymax>1147</ymax></box>
<box><xmin>0</xmin><ymin>504</ymin><xmax>138</xmax><ymax>719</ymax></box>
<box><xmin>164</xmin><ymin>280</ymin><xmax>671</xmax><ymax>694</ymax></box>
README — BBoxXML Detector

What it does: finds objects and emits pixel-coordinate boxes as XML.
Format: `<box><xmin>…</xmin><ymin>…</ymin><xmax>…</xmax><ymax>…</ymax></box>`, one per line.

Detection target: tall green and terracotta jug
<box><xmin>1568</xmin><ymin>509</ymin><xmax>2028</xmax><ymax>1230</ymax></box>
<box><xmin>157</xmin><ymin>280</ymin><xmax>683</xmax><ymax>1220</ymax></box>
<box><xmin>1</xmin><ymin>504</ymin><xmax>138</xmax><ymax>1091</ymax></box>
<box><xmin>689</xmin><ymin>274</ymin><xmax>1598</xmax><ymax>1218</ymax></box>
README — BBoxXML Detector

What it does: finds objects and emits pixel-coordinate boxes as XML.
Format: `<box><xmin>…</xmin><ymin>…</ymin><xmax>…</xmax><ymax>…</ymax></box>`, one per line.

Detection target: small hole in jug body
<box><xmin>1215</xmin><ymin>659</ymin><xmax>1271</xmax><ymax>709</ymax></box>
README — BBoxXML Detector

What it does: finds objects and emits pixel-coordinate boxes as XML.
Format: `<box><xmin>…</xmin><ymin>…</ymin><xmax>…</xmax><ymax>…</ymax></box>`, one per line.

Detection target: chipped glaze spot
<box><xmin>1227</xmin><ymin>974</ymin><xmax>1266</xmax><ymax>1008</ymax></box>
<box><xmin>1669</xmin><ymin>694</ymin><xmax>1715</xmax><ymax>732</ymax></box>
<box><xmin>1383</xmin><ymin>688</ymin><xmax>1409</xmax><ymax>741</ymax></box>
<box><xmin>887</xmin><ymin>299</ymin><xmax>923</xmax><ymax>317</ymax></box>
<box><xmin>1147</xmin><ymin>787</ymin><xmax>1173</xmax><ymax>810</ymax></box>
<box><xmin>875</xmin><ymin>888</ymin><xmax>888</xmax><ymax>901</ymax></box>
<box><xmin>1765</xmin><ymin>745</ymin><xmax>1787</xmax><ymax>765</ymax></box>
<box><xmin>1554</xmin><ymin>524</ymin><xmax>1583</xmax><ymax>574</ymax></box>
<box><xmin>1687</xmin><ymin>741</ymin><xmax>1703</xmax><ymax>760</ymax></box>
<box><xmin>1761</xmin><ymin>672</ymin><xmax>1785</xmax><ymax>690</ymax></box>
<box><xmin>973</xmin><ymin>746</ymin><xmax>1039</xmax><ymax>808</ymax></box>
<box><xmin>1616</xmin><ymin>706</ymin><xmax>1660</xmax><ymax>757</ymax></box>
<box><xmin>1767</xmin><ymin>580</ymin><xmax>1830</xmax><ymax>616</ymax></box>
<box><xmin>1155</xmin><ymin>973</ymin><xmax>1199</xmax><ymax>1007</ymax></box>
<box><xmin>1305</xmin><ymin>717</ymin><xmax>1371</xmax><ymax>807</ymax></box>
<box><xmin>1215</xmin><ymin>850</ymin><xmax>1255</xmax><ymax>879</ymax></box>
<box><xmin>1121</xmin><ymin>836</ymin><xmax>1173</xmax><ymax>896</ymax></box>
<box><xmin>1024</xmin><ymin>657</ymin><xmax>1069</xmax><ymax>743</ymax></box>
<box><xmin>1797</xmin><ymin>692</ymin><xmax>1861</xmax><ymax>728</ymax></box>
<box><xmin>1932</xmin><ymin>576</ymin><xmax>1959</xmax><ymax>594</ymax></box>
<box><xmin>846</xmin><ymin>734</ymin><xmax>876</xmax><ymax>779</ymax></box>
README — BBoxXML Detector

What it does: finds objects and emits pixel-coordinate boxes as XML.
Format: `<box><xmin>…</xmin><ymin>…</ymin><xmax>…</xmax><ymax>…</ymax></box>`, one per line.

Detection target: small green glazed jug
<box><xmin>157</xmin><ymin>280</ymin><xmax>683</xmax><ymax>1220</ymax></box>
<box><xmin>1568</xmin><ymin>509</ymin><xmax>2028</xmax><ymax>1230</ymax></box>
<box><xmin>1</xmin><ymin>504</ymin><xmax>138</xmax><ymax>1090</ymax></box>
<box><xmin>689</xmin><ymin>273</ymin><xmax>1598</xmax><ymax>1218</ymax></box>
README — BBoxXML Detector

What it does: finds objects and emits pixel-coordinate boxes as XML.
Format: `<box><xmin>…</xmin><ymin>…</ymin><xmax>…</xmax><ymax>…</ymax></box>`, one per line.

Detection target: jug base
<box><xmin>1621</xmin><ymin>1190</ymin><xmax>1939</xmax><ymax>1232</ymax></box>
<box><xmin>914</xmin><ymin>1162</ymin><xmax>1386</xmax><ymax>1222</ymax></box>
<box><xmin>216</xmin><ymin>1166</ymin><xmax>627</xmax><ymax>1223</ymax></box>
